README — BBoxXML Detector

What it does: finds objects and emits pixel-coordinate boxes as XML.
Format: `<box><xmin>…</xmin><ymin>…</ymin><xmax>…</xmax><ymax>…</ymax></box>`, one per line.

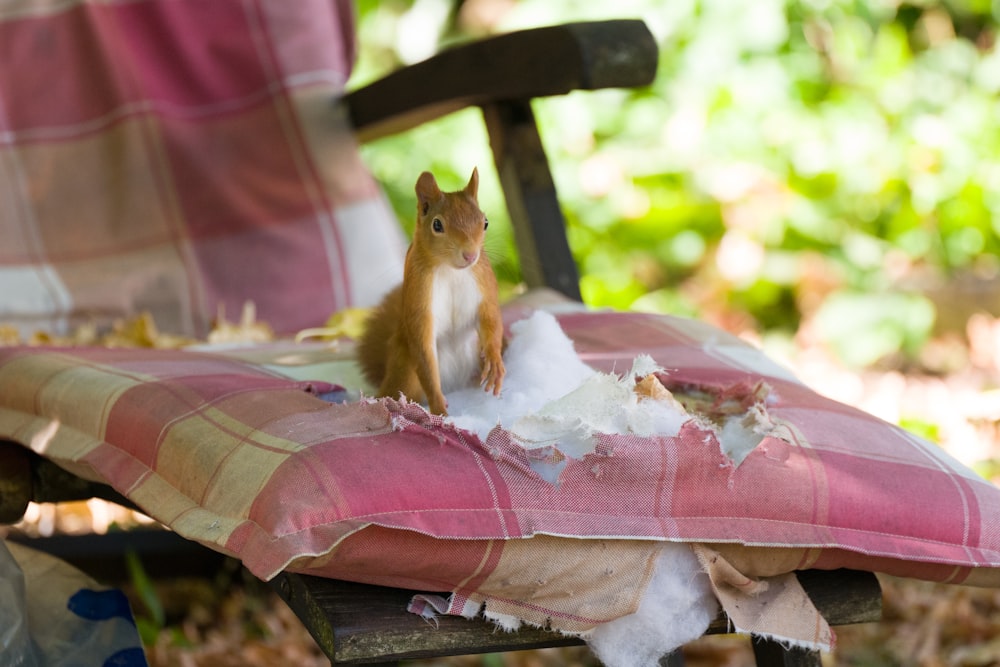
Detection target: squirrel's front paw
<box><xmin>428</xmin><ymin>393</ymin><xmax>449</xmax><ymax>416</ymax></box>
<box><xmin>480</xmin><ymin>353</ymin><xmax>505</xmax><ymax>396</ymax></box>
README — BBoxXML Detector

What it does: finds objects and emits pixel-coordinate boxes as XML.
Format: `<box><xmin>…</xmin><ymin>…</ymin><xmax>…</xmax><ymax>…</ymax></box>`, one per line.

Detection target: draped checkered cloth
<box><xmin>0</xmin><ymin>0</ymin><xmax>405</xmax><ymax>338</ymax></box>
<box><xmin>2</xmin><ymin>310</ymin><xmax>1000</xmax><ymax>637</ymax></box>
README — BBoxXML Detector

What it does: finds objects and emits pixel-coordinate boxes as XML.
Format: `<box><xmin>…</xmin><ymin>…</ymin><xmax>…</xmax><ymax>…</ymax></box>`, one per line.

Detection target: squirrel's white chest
<box><xmin>430</xmin><ymin>266</ymin><xmax>482</xmax><ymax>391</ymax></box>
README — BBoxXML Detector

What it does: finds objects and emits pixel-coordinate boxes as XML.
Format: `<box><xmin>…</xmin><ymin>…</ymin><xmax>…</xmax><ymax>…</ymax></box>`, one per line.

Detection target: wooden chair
<box><xmin>0</xmin><ymin>19</ymin><xmax>882</xmax><ymax>667</ymax></box>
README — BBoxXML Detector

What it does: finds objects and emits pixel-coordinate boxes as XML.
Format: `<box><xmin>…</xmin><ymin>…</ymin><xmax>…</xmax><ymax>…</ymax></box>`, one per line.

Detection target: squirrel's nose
<box><xmin>462</xmin><ymin>251</ymin><xmax>478</xmax><ymax>265</ymax></box>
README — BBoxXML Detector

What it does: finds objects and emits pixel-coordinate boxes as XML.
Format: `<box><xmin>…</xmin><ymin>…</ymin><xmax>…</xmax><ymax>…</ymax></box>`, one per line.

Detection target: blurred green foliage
<box><xmin>350</xmin><ymin>0</ymin><xmax>1000</xmax><ymax>368</ymax></box>
<box><xmin>126</xmin><ymin>549</ymin><xmax>166</xmax><ymax>646</ymax></box>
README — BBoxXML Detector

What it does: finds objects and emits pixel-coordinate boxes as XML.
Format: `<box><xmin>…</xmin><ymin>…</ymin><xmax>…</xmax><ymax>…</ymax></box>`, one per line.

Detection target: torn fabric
<box><xmin>694</xmin><ymin>543</ymin><xmax>834</xmax><ymax>651</ymax></box>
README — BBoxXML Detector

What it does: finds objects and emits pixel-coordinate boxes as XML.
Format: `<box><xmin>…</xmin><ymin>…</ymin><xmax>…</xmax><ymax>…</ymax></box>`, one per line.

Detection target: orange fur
<box><xmin>357</xmin><ymin>168</ymin><xmax>505</xmax><ymax>415</ymax></box>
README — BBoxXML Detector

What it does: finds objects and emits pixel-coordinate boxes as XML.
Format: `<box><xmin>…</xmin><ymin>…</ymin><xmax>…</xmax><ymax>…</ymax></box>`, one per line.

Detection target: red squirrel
<box><xmin>357</xmin><ymin>168</ymin><xmax>505</xmax><ymax>415</ymax></box>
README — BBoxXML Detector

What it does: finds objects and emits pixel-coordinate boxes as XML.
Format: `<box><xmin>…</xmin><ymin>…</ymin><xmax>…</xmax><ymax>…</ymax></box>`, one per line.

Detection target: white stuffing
<box><xmin>716</xmin><ymin>398</ymin><xmax>791</xmax><ymax>467</ymax></box>
<box><xmin>446</xmin><ymin>312</ymin><xmax>689</xmax><ymax>452</ymax></box>
<box><xmin>512</xmin><ymin>355</ymin><xmax>687</xmax><ymax>450</ymax></box>
<box><xmin>718</xmin><ymin>413</ymin><xmax>767</xmax><ymax>467</ymax></box>
<box><xmin>445</xmin><ymin>311</ymin><xmax>598</xmax><ymax>438</ymax></box>
<box><xmin>441</xmin><ymin>312</ymin><xmax>719</xmax><ymax>663</ymax></box>
<box><xmin>587</xmin><ymin>542</ymin><xmax>718</xmax><ymax>667</ymax></box>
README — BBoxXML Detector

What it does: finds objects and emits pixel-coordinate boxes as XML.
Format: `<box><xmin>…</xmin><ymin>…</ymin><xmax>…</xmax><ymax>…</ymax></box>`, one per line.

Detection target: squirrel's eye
<box><xmin>432</xmin><ymin>218</ymin><xmax>443</xmax><ymax>233</ymax></box>
<box><xmin>484</xmin><ymin>219</ymin><xmax>489</xmax><ymax>230</ymax></box>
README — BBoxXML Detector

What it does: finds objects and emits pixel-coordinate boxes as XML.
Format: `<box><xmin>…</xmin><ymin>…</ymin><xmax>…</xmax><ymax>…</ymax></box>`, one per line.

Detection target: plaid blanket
<box><xmin>0</xmin><ymin>0</ymin><xmax>405</xmax><ymax>338</ymax></box>
<box><xmin>2</xmin><ymin>309</ymin><xmax>999</xmax><ymax>637</ymax></box>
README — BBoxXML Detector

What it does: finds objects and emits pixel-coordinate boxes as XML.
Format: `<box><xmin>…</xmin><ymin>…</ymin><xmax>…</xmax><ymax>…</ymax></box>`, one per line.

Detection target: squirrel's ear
<box><xmin>465</xmin><ymin>167</ymin><xmax>479</xmax><ymax>199</ymax></box>
<box><xmin>415</xmin><ymin>171</ymin><xmax>442</xmax><ymax>215</ymax></box>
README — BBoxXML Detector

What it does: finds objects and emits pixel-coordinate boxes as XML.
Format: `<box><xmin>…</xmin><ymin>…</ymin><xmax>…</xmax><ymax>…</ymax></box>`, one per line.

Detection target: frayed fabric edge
<box><xmin>408</xmin><ymin>593</ymin><xmax>591</xmax><ymax>638</ymax></box>
<box><xmin>408</xmin><ymin>593</ymin><xmax>481</xmax><ymax>622</ymax></box>
<box><xmin>693</xmin><ymin>543</ymin><xmax>836</xmax><ymax>652</ymax></box>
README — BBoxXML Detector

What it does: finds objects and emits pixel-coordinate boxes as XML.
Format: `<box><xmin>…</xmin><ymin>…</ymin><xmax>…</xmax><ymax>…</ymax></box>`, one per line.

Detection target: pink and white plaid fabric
<box><xmin>0</xmin><ymin>0</ymin><xmax>405</xmax><ymax>337</ymax></box>
<box><xmin>1</xmin><ymin>309</ymin><xmax>999</xmax><ymax>633</ymax></box>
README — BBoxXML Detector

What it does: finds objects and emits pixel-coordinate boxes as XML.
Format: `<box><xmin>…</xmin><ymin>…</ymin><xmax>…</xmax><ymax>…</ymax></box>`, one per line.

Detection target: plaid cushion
<box><xmin>0</xmin><ymin>0</ymin><xmax>405</xmax><ymax>337</ymax></box>
<box><xmin>1</xmin><ymin>309</ymin><xmax>999</xmax><ymax>634</ymax></box>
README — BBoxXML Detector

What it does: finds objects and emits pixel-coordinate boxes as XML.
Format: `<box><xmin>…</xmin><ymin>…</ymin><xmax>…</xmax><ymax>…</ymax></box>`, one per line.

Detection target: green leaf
<box><xmin>126</xmin><ymin>548</ymin><xmax>165</xmax><ymax>632</ymax></box>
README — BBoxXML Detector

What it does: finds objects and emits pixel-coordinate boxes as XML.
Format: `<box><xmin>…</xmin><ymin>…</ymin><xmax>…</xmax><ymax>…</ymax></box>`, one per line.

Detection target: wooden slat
<box><xmin>272</xmin><ymin>575</ymin><xmax>582</xmax><ymax>665</ymax></box>
<box><xmin>272</xmin><ymin>568</ymin><xmax>881</xmax><ymax>665</ymax></box>
<box><xmin>344</xmin><ymin>20</ymin><xmax>658</xmax><ymax>142</ymax></box>
<box><xmin>794</xmin><ymin>568</ymin><xmax>883</xmax><ymax>625</ymax></box>
<box><xmin>32</xmin><ymin>457</ymin><xmax>136</xmax><ymax>509</ymax></box>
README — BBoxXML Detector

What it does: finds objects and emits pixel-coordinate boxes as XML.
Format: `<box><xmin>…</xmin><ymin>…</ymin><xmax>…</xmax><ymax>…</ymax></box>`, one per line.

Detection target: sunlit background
<box><xmin>354</xmin><ymin>0</ymin><xmax>1000</xmax><ymax>476</ymax></box>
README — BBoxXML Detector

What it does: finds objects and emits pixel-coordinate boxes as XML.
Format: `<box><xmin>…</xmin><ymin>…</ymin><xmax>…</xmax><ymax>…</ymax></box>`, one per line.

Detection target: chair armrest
<box><xmin>343</xmin><ymin>19</ymin><xmax>658</xmax><ymax>142</ymax></box>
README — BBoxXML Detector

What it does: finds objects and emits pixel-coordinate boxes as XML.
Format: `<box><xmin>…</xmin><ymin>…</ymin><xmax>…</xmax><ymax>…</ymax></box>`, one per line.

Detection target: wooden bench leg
<box><xmin>0</xmin><ymin>440</ymin><xmax>32</xmax><ymax>523</ymax></box>
<box><xmin>751</xmin><ymin>637</ymin><xmax>821</xmax><ymax>667</ymax></box>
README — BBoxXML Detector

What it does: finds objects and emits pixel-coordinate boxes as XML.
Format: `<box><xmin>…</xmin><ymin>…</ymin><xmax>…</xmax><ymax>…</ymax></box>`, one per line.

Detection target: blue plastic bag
<box><xmin>0</xmin><ymin>539</ymin><xmax>147</xmax><ymax>667</ymax></box>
